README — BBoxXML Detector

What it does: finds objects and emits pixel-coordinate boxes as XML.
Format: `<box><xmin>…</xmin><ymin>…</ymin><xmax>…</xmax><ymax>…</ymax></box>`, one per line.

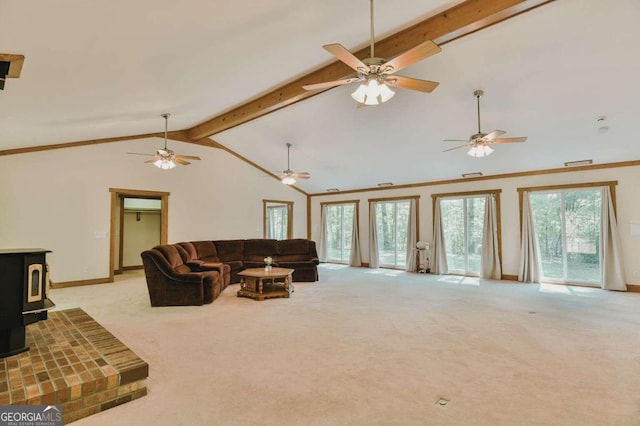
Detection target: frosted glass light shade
<box><xmin>467</xmin><ymin>145</ymin><xmax>494</xmax><ymax>158</ymax></box>
<box><xmin>281</xmin><ymin>176</ymin><xmax>296</xmax><ymax>185</ymax></box>
<box><xmin>154</xmin><ymin>159</ymin><xmax>176</xmax><ymax>169</ymax></box>
<box><xmin>378</xmin><ymin>83</ymin><xmax>395</xmax><ymax>102</ymax></box>
<box><xmin>351</xmin><ymin>84</ymin><xmax>367</xmax><ymax>103</ymax></box>
<box><xmin>351</xmin><ymin>79</ymin><xmax>394</xmax><ymax>105</ymax></box>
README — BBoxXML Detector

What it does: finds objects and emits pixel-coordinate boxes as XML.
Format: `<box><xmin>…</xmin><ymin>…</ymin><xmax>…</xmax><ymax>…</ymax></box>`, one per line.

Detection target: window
<box><xmin>529</xmin><ymin>189</ymin><xmax>602</xmax><ymax>285</ymax></box>
<box><xmin>375</xmin><ymin>200</ymin><xmax>411</xmax><ymax>268</ymax></box>
<box><xmin>440</xmin><ymin>196</ymin><xmax>486</xmax><ymax>275</ymax></box>
<box><xmin>325</xmin><ymin>203</ymin><xmax>355</xmax><ymax>263</ymax></box>
<box><xmin>263</xmin><ymin>200</ymin><xmax>293</xmax><ymax>239</ymax></box>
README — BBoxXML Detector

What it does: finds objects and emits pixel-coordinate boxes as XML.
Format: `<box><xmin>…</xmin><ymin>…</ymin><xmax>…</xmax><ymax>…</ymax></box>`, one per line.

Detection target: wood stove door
<box><xmin>23</xmin><ymin>253</ymin><xmax>46</xmax><ymax>312</ymax></box>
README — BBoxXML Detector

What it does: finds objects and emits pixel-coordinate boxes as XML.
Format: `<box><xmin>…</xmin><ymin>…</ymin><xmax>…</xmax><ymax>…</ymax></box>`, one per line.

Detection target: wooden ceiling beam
<box><xmin>0</xmin><ymin>130</ymin><xmax>196</xmax><ymax>156</ymax></box>
<box><xmin>187</xmin><ymin>0</ymin><xmax>555</xmax><ymax>140</ymax></box>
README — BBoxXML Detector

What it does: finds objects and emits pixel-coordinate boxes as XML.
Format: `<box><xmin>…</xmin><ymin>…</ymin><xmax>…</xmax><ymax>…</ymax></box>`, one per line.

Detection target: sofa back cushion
<box><xmin>213</xmin><ymin>240</ymin><xmax>245</xmax><ymax>262</ymax></box>
<box><xmin>191</xmin><ymin>240</ymin><xmax>219</xmax><ymax>261</ymax></box>
<box><xmin>278</xmin><ymin>239</ymin><xmax>310</xmax><ymax>255</ymax></box>
<box><xmin>244</xmin><ymin>239</ymin><xmax>278</xmax><ymax>262</ymax></box>
<box><xmin>277</xmin><ymin>254</ymin><xmax>310</xmax><ymax>262</ymax></box>
<box><xmin>153</xmin><ymin>244</ymin><xmax>191</xmax><ymax>273</ymax></box>
<box><xmin>176</xmin><ymin>242</ymin><xmax>198</xmax><ymax>261</ymax></box>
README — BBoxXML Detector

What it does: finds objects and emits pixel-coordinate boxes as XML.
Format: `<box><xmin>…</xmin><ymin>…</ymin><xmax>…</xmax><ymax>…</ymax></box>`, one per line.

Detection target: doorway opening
<box><xmin>109</xmin><ymin>188</ymin><xmax>169</xmax><ymax>282</ymax></box>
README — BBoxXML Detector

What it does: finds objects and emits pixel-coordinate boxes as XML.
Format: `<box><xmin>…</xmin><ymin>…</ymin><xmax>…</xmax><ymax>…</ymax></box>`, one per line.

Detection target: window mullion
<box><xmin>464</xmin><ymin>199</ymin><xmax>469</xmax><ymax>274</ymax></box>
<box><xmin>561</xmin><ymin>192</ymin><xmax>568</xmax><ymax>282</ymax></box>
<box><xmin>340</xmin><ymin>206</ymin><xmax>345</xmax><ymax>262</ymax></box>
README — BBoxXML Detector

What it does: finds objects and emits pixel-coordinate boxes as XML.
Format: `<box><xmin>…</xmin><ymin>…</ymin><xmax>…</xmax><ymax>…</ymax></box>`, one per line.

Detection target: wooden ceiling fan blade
<box><xmin>175</xmin><ymin>155</ymin><xmax>201</xmax><ymax>160</ymax></box>
<box><xmin>144</xmin><ymin>158</ymin><xmax>157</xmax><ymax>163</ymax></box>
<box><xmin>323</xmin><ymin>44</ymin><xmax>368</xmax><ymax>72</ymax></box>
<box><xmin>303</xmin><ymin>77</ymin><xmax>359</xmax><ymax>91</ymax></box>
<box><xmin>484</xmin><ymin>130</ymin><xmax>506</xmax><ymax>140</ymax></box>
<box><xmin>387</xmin><ymin>75</ymin><xmax>439</xmax><ymax>93</ymax></box>
<box><xmin>493</xmin><ymin>137</ymin><xmax>528</xmax><ymax>143</ymax></box>
<box><xmin>443</xmin><ymin>145</ymin><xmax>468</xmax><ymax>152</ymax></box>
<box><xmin>293</xmin><ymin>172</ymin><xmax>311</xmax><ymax>179</ymax></box>
<box><xmin>443</xmin><ymin>139</ymin><xmax>469</xmax><ymax>143</ymax></box>
<box><xmin>383</xmin><ymin>40</ymin><xmax>441</xmax><ymax>73</ymax></box>
<box><xmin>127</xmin><ymin>152</ymin><xmax>154</xmax><ymax>156</ymax></box>
<box><xmin>173</xmin><ymin>158</ymin><xmax>191</xmax><ymax>165</ymax></box>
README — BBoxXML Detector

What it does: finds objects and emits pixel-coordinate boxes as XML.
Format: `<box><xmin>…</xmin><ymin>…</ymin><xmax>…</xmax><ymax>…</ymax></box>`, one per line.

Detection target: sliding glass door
<box><xmin>529</xmin><ymin>189</ymin><xmax>602</xmax><ymax>285</ymax></box>
<box><xmin>440</xmin><ymin>196</ymin><xmax>485</xmax><ymax>275</ymax></box>
<box><xmin>375</xmin><ymin>200</ymin><xmax>410</xmax><ymax>268</ymax></box>
<box><xmin>325</xmin><ymin>203</ymin><xmax>355</xmax><ymax>263</ymax></box>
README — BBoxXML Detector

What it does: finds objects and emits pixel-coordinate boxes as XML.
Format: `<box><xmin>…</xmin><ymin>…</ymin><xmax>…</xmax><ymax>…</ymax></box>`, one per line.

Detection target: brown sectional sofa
<box><xmin>141</xmin><ymin>239</ymin><xmax>319</xmax><ymax>307</ymax></box>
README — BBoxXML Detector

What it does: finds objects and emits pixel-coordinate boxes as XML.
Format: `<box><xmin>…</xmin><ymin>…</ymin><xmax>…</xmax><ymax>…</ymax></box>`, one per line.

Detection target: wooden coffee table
<box><xmin>237</xmin><ymin>267</ymin><xmax>294</xmax><ymax>301</ymax></box>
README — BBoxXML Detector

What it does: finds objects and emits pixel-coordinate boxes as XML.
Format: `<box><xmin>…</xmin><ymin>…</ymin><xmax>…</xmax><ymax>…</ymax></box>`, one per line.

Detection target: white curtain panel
<box><xmin>481</xmin><ymin>194</ymin><xmax>502</xmax><ymax>279</ymax></box>
<box><xmin>317</xmin><ymin>205</ymin><xmax>328</xmax><ymax>262</ymax></box>
<box><xmin>267</xmin><ymin>209</ymin><xmax>275</xmax><ymax>239</ymax></box>
<box><xmin>518</xmin><ymin>191</ymin><xmax>541</xmax><ymax>282</ymax></box>
<box><xmin>368</xmin><ymin>202</ymin><xmax>380</xmax><ymax>269</ymax></box>
<box><xmin>601</xmin><ymin>187</ymin><xmax>627</xmax><ymax>291</ymax></box>
<box><xmin>431</xmin><ymin>197</ymin><xmax>448</xmax><ymax>274</ymax></box>
<box><xmin>405</xmin><ymin>199</ymin><xmax>418</xmax><ymax>272</ymax></box>
<box><xmin>349</xmin><ymin>205</ymin><xmax>362</xmax><ymax>267</ymax></box>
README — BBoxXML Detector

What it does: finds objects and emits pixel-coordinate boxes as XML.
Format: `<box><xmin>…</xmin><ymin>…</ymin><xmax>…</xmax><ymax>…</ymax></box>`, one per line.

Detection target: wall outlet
<box><xmin>633</xmin><ymin>271</ymin><xmax>640</xmax><ymax>278</ymax></box>
<box><xmin>94</xmin><ymin>231</ymin><xmax>107</xmax><ymax>239</ymax></box>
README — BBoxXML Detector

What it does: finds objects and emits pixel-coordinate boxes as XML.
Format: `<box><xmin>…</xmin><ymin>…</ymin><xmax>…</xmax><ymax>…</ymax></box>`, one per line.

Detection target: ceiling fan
<box><xmin>302</xmin><ymin>0</ymin><xmax>441</xmax><ymax>106</ymax></box>
<box><xmin>127</xmin><ymin>113</ymin><xmax>201</xmax><ymax>169</ymax></box>
<box><xmin>279</xmin><ymin>143</ymin><xmax>310</xmax><ymax>185</ymax></box>
<box><xmin>443</xmin><ymin>90</ymin><xmax>528</xmax><ymax>157</ymax></box>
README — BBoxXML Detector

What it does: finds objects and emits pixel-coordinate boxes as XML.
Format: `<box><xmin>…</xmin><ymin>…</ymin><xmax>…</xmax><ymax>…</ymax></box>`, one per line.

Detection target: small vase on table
<box><xmin>264</xmin><ymin>256</ymin><xmax>274</xmax><ymax>273</ymax></box>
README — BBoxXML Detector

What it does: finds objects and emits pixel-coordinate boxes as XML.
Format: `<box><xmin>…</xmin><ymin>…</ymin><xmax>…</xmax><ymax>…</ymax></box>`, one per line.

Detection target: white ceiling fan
<box><xmin>127</xmin><ymin>113</ymin><xmax>201</xmax><ymax>169</ymax></box>
<box><xmin>302</xmin><ymin>0</ymin><xmax>441</xmax><ymax>106</ymax></box>
<box><xmin>443</xmin><ymin>90</ymin><xmax>528</xmax><ymax>157</ymax></box>
<box><xmin>279</xmin><ymin>143</ymin><xmax>310</xmax><ymax>185</ymax></box>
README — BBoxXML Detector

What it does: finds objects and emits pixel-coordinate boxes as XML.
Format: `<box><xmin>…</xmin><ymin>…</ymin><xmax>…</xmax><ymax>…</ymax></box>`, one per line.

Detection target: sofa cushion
<box><xmin>244</xmin><ymin>239</ymin><xmax>278</xmax><ymax>262</ymax></box>
<box><xmin>277</xmin><ymin>254</ymin><xmax>310</xmax><ymax>262</ymax></box>
<box><xmin>153</xmin><ymin>245</ymin><xmax>185</xmax><ymax>269</ymax></box>
<box><xmin>192</xmin><ymin>241</ymin><xmax>218</xmax><ymax>260</ymax></box>
<box><xmin>213</xmin><ymin>240</ymin><xmax>245</xmax><ymax>263</ymax></box>
<box><xmin>176</xmin><ymin>242</ymin><xmax>198</xmax><ymax>261</ymax></box>
<box><xmin>278</xmin><ymin>239</ymin><xmax>309</xmax><ymax>255</ymax></box>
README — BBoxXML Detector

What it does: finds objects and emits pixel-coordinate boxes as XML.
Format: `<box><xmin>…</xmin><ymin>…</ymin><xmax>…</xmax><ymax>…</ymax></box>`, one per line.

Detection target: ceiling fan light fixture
<box><xmin>281</xmin><ymin>175</ymin><xmax>296</xmax><ymax>185</ymax></box>
<box><xmin>154</xmin><ymin>158</ymin><xmax>176</xmax><ymax>170</ymax></box>
<box><xmin>467</xmin><ymin>144</ymin><xmax>494</xmax><ymax>158</ymax></box>
<box><xmin>352</xmin><ymin>79</ymin><xmax>395</xmax><ymax>105</ymax></box>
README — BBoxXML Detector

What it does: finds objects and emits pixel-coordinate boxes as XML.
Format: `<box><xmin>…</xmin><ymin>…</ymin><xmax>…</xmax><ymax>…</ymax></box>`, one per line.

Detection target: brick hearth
<box><xmin>0</xmin><ymin>308</ymin><xmax>148</xmax><ymax>423</ymax></box>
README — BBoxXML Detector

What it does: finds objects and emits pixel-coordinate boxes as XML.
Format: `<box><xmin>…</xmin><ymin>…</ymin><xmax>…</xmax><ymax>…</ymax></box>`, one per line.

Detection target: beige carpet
<box><xmin>50</xmin><ymin>265</ymin><xmax>640</xmax><ymax>426</ymax></box>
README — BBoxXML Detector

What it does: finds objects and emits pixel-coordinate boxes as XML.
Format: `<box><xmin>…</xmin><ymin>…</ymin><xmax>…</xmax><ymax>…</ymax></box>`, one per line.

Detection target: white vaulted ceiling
<box><xmin>1</xmin><ymin>0</ymin><xmax>639</xmax><ymax>193</ymax></box>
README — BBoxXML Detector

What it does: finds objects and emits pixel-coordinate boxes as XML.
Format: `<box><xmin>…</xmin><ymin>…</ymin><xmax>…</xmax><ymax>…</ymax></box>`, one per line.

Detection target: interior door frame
<box><xmin>109</xmin><ymin>188</ymin><xmax>169</xmax><ymax>282</ymax></box>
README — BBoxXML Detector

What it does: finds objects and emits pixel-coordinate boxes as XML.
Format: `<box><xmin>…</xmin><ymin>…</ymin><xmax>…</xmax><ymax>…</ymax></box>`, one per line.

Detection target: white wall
<box><xmin>0</xmin><ymin>137</ymin><xmax>306</xmax><ymax>282</ymax></box>
<box><xmin>310</xmin><ymin>166</ymin><xmax>640</xmax><ymax>285</ymax></box>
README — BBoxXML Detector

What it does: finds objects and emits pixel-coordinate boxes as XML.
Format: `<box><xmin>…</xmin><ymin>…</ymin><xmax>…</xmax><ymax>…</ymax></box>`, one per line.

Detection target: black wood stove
<box><xmin>0</xmin><ymin>248</ymin><xmax>54</xmax><ymax>358</ymax></box>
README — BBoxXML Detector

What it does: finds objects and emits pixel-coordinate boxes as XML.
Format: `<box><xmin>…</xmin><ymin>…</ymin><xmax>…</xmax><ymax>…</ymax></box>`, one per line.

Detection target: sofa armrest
<box><xmin>199</xmin><ymin>262</ymin><xmax>225</xmax><ymax>272</ymax></box>
<box><xmin>185</xmin><ymin>260</ymin><xmax>205</xmax><ymax>270</ymax></box>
